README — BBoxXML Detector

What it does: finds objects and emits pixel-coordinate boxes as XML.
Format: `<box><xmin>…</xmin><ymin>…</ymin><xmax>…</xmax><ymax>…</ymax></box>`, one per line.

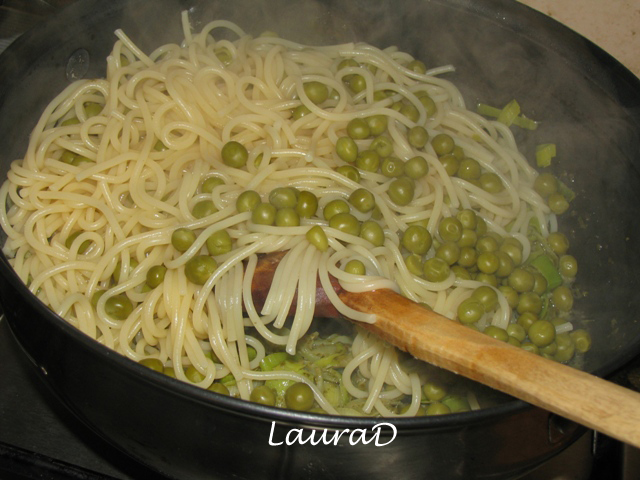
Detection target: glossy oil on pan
<box><xmin>1</xmin><ymin>0</ymin><xmax>640</xmax><ymax>478</ymax></box>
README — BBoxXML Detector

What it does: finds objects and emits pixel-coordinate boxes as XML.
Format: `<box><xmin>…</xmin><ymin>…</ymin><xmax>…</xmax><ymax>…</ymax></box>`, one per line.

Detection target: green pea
<box><xmin>423</xmin><ymin>257</ymin><xmax>450</xmax><ymax>283</ymax></box>
<box><xmin>472</xmin><ymin>285</ymin><xmax>499</xmax><ymax>311</ymax></box>
<box><xmin>208</xmin><ymin>383</ymin><xmax>230</xmax><ymax>395</ymax></box>
<box><xmin>534</xmin><ymin>173</ymin><xmax>558</xmax><ymax>198</ymax></box>
<box><xmin>554</xmin><ymin>332</ymin><xmax>575</xmax><ymax>363</ymax></box>
<box><xmin>457</xmin><ymin>158</ymin><xmax>481</xmax><ymax>181</ymax></box>
<box><xmin>154</xmin><ymin>140</ymin><xmax>167</xmax><ymax>152</ymax></box>
<box><xmin>292</xmin><ymin>105</ymin><xmax>311</xmax><ymax>120</ymax></box>
<box><xmin>402</xmin><ymin>225</ymin><xmax>432</xmax><ymax>255</ymax></box>
<box><xmin>507</xmin><ymin>323</ymin><xmax>527</xmax><ymax>343</ymax></box>
<box><xmin>476</xmin><ymin>252</ymin><xmax>500</xmax><ymax>274</ymax></box>
<box><xmin>528</xmin><ymin>320</ymin><xmax>556</xmax><ymax>347</ymax></box>
<box><xmin>400</xmin><ymin>103</ymin><xmax>420</xmax><ymax>123</ymax></box>
<box><xmin>60</xmin><ymin>117</ymin><xmax>80</xmax><ymax>126</ymax></box>
<box><xmin>355</xmin><ymin>149</ymin><xmax>380</xmax><ymax>172</ymax></box>
<box><xmin>192</xmin><ymin>199</ymin><xmax>217</xmax><ymax>219</ymax></box>
<box><xmin>457</xmin><ymin>298</ymin><xmax>484</xmax><ymax>324</ymax></box>
<box><xmin>405</xmin><ymin>254</ymin><xmax>424</xmax><ymax>276</ymax></box>
<box><xmin>366</xmin><ymin>115</ymin><xmax>388</xmax><ymax>136</ymax></box>
<box><xmin>426</xmin><ymin>402</ymin><xmax>451</xmax><ymax>416</ymax></box>
<box><xmin>295</xmin><ymin>190</ymin><xmax>318</xmax><ymax>218</ymax></box>
<box><xmin>185</xmin><ymin>255</ymin><xmax>218</xmax><ymax>285</ymax></box>
<box><xmin>559</xmin><ymin>255</ymin><xmax>578</xmax><ymax>277</ymax></box>
<box><xmin>206</xmin><ymin>230</ymin><xmax>233</xmax><ymax>256</ymax></box>
<box><xmin>345</xmin><ymin>259</ymin><xmax>366</xmax><ymax>275</ymax></box>
<box><xmin>547</xmin><ymin>232</ymin><xmax>569</xmax><ymax>255</ymax></box>
<box><xmin>323</xmin><ymin>199</ymin><xmax>350</xmax><ymax>220</ymax></box>
<box><xmin>71</xmin><ymin>156</ymin><xmax>94</xmax><ymax>167</ymax></box>
<box><xmin>517</xmin><ymin>312</ymin><xmax>538</xmax><ymax>332</ymax></box>
<box><xmin>423</xmin><ymin>381</ymin><xmax>447</xmax><ymax>401</ymax></box>
<box><xmin>451</xmin><ymin>265</ymin><xmax>472</xmax><ymax>280</ymax></box>
<box><xmin>532</xmin><ymin>273</ymin><xmax>547</xmax><ymax>296</ymax></box>
<box><xmin>521</xmin><ymin>342</ymin><xmax>540</xmax><ymax>355</ymax></box>
<box><xmin>336</xmin><ymin>136</ymin><xmax>358</xmax><ymax>163</ymax></box>
<box><xmin>221</xmin><ymin>141</ymin><xmax>248</xmax><ymax>168</ymax></box>
<box><xmin>499</xmin><ymin>241</ymin><xmax>523</xmax><ymax>266</ymax></box>
<box><xmin>252</xmin><ymin>203</ymin><xmax>277</xmax><ymax>225</ymax></box>
<box><xmin>517</xmin><ymin>292</ymin><xmax>543</xmax><ymax>315</ymax></box>
<box><xmin>337</xmin><ymin>58</ymin><xmax>359</xmax><ymax>72</ymax></box>
<box><xmin>380</xmin><ymin>157</ymin><xmax>405</xmax><ymax>177</ymax></box>
<box><xmin>431</xmin><ymin>133</ymin><xmax>455</xmax><ymax>156</ymax></box>
<box><xmin>475</xmin><ymin>272</ymin><xmax>498</xmax><ymax>287</ymax></box>
<box><xmin>495</xmin><ymin>251</ymin><xmax>515</xmax><ymax>278</ymax></box>
<box><xmin>404</xmin><ymin>156</ymin><xmax>429</xmax><ymax>179</ymax></box>
<box><xmin>329</xmin><ymin>212</ymin><xmax>361</xmax><ymax>236</ymax></box>
<box><xmin>439</xmin><ymin>154</ymin><xmax>459</xmax><ymax>176</ymax></box>
<box><xmin>436</xmin><ymin>242</ymin><xmax>460</xmax><ymax>266</ymax></box>
<box><xmin>250</xmin><ymin>385</ymin><xmax>276</xmax><ymax>406</ymax></box>
<box><xmin>541</xmin><ymin>342</ymin><xmax>558</xmax><ymax>357</ymax></box>
<box><xmin>303</xmin><ymin>81</ymin><xmax>329</xmax><ymax>104</ymax></box>
<box><xmin>171</xmin><ymin>228</ymin><xmax>197</xmax><ymax>252</ymax></box>
<box><xmin>215</xmin><ymin>48</ymin><xmax>233</xmax><ymax>65</ymax></box>
<box><xmin>455</xmin><ymin>209</ymin><xmax>476</xmax><ymax>230</ymax></box>
<box><xmin>387</xmin><ymin>177</ymin><xmax>415</xmax><ymax>206</ymax></box>
<box><xmin>570</xmin><ymin>329</ymin><xmax>592</xmax><ymax>353</ymax></box>
<box><xmin>84</xmin><ymin>102</ymin><xmax>103</xmax><ymax>118</ymax></box>
<box><xmin>348</xmin><ymin>188</ymin><xmax>375</xmax><ymax>213</ymax></box>
<box><xmin>65</xmin><ymin>230</ymin><xmax>92</xmax><ymax>254</ymax></box>
<box><xmin>347</xmin><ymin>118</ymin><xmax>370</xmax><ymax>139</ymax></box>
<box><xmin>438</xmin><ymin>217</ymin><xmax>463</xmax><ymax>243</ymax></box>
<box><xmin>360</xmin><ymin>220</ymin><xmax>385</xmax><ymax>247</ymax></box>
<box><xmin>408</xmin><ymin>126</ymin><xmax>429</xmax><ymax>149</ymax></box>
<box><xmin>475</xmin><ymin>216</ymin><xmax>488</xmax><ymax>235</ymax></box>
<box><xmin>508</xmin><ymin>268</ymin><xmax>535</xmax><ymax>293</ymax></box>
<box><xmin>458</xmin><ymin>229</ymin><xmax>478</xmax><ymax>248</ymax></box>
<box><xmin>406</xmin><ymin>59</ymin><xmax>427</xmax><ymax>74</ymax></box>
<box><xmin>140</xmin><ymin>358</ymin><xmax>164</xmax><ymax>372</ymax></box>
<box><xmin>236</xmin><ymin>190</ymin><xmax>261</xmax><ymax>213</ymax></box>
<box><xmin>201</xmin><ymin>176</ymin><xmax>225</xmax><ymax>193</ymax></box>
<box><xmin>552</xmin><ymin>285</ymin><xmax>574</xmax><ymax>311</ymax></box>
<box><xmin>417</xmin><ymin>92</ymin><xmax>437</xmax><ymax>117</ymax></box>
<box><xmin>91</xmin><ymin>290</ymin><xmax>106</xmax><ymax>308</ymax></box>
<box><xmin>284</xmin><ymin>382</ymin><xmax>315</xmax><ymax>411</ymax></box>
<box><xmin>269</xmin><ymin>187</ymin><xmax>298</xmax><ymax>209</ymax></box>
<box><xmin>499</xmin><ymin>285</ymin><xmax>519</xmax><ymax>309</ymax></box>
<box><xmin>336</xmin><ymin>164</ymin><xmax>360</xmax><ymax>183</ymax></box>
<box><xmin>306</xmin><ymin>225</ymin><xmax>329</xmax><ymax>251</ymax></box>
<box><xmin>484</xmin><ymin>325</ymin><xmax>508</xmax><ymax>342</ymax></box>
<box><xmin>479</xmin><ymin>172</ymin><xmax>504</xmax><ymax>193</ymax></box>
<box><xmin>60</xmin><ymin>150</ymin><xmax>78</xmax><ymax>164</ymax></box>
<box><xmin>146</xmin><ymin>265</ymin><xmax>167</xmax><ymax>288</ymax></box>
<box><xmin>370</xmin><ymin>135</ymin><xmax>394</xmax><ymax>158</ymax></box>
<box><xmin>104</xmin><ymin>294</ymin><xmax>134</xmax><ymax>320</ymax></box>
<box><xmin>348</xmin><ymin>74</ymin><xmax>366</xmax><ymax>93</ymax></box>
<box><xmin>275</xmin><ymin>207</ymin><xmax>300</xmax><ymax>227</ymax></box>
<box><xmin>548</xmin><ymin>193</ymin><xmax>569</xmax><ymax>215</ymax></box>
<box><xmin>185</xmin><ymin>365</ymin><xmax>205</xmax><ymax>383</ymax></box>
<box><xmin>457</xmin><ymin>246</ymin><xmax>477</xmax><ymax>268</ymax></box>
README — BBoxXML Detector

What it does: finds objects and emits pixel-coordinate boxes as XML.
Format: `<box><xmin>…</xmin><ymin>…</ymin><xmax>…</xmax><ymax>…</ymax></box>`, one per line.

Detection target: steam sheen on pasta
<box><xmin>0</xmin><ymin>15</ymin><xmax>578</xmax><ymax>416</ymax></box>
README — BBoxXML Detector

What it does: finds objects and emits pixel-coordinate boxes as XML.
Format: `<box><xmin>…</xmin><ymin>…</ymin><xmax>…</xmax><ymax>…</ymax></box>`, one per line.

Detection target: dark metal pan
<box><xmin>1</xmin><ymin>0</ymin><xmax>640</xmax><ymax>478</ymax></box>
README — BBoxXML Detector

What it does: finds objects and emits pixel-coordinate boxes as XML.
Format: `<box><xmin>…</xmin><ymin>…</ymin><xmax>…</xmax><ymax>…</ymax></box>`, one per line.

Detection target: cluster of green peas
<box><xmin>406</xmin><ymin>204</ymin><xmax>591</xmax><ymax>363</ymax></box>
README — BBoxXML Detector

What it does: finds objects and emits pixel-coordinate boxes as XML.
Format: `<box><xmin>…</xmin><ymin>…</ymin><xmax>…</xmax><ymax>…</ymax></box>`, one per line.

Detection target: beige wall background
<box><xmin>519</xmin><ymin>0</ymin><xmax>640</xmax><ymax>77</ymax></box>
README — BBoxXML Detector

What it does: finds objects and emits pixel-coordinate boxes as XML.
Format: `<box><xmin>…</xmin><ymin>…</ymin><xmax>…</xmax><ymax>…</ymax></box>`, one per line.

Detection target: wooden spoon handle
<box><xmin>340</xmin><ymin>288</ymin><xmax>640</xmax><ymax>449</ymax></box>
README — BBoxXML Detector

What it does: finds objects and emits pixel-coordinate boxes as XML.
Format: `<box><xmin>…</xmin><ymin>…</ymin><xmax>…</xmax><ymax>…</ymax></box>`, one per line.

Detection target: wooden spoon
<box><xmin>251</xmin><ymin>251</ymin><xmax>640</xmax><ymax>449</ymax></box>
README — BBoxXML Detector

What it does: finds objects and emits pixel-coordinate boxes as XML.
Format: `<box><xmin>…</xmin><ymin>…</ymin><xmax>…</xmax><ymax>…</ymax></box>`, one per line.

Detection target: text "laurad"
<box><xmin>268</xmin><ymin>421</ymin><xmax>397</xmax><ymax>447</ymax></box>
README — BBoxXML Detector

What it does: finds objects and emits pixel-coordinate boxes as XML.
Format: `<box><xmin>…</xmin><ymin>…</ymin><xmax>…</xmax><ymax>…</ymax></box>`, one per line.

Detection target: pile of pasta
<box><xmin>0</xmin><ymin>15</ymin><xmax>586</xmax><ymax>417</ymax></box>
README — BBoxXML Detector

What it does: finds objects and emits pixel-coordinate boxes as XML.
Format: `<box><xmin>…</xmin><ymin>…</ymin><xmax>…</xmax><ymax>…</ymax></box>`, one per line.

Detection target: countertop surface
<box><xmin>519</xmin><ymin>0</ymin><xmax>640</xmax><ymax>77</ymax></box>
